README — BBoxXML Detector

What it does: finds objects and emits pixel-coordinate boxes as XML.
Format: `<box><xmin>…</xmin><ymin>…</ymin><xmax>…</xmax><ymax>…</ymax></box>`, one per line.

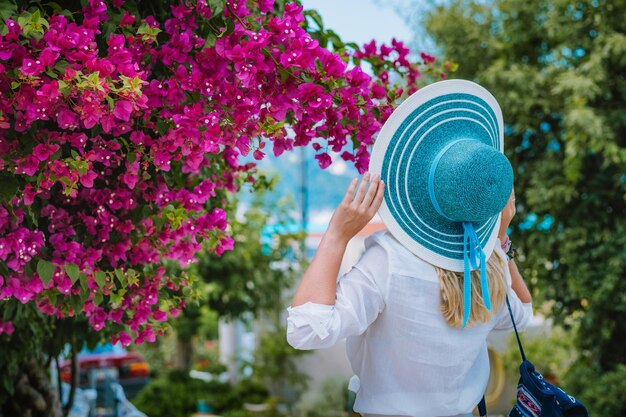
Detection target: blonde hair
<box><xmin>436</xmin><ymin>250</ymin><xmax>507</xmax><ymax>328</ymax></box>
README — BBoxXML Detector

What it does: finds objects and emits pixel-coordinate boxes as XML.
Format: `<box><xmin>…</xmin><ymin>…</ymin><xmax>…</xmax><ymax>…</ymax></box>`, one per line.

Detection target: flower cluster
<box><xmin>0</xmin><ymin>0</ymin><xmax>446</xmax><ymax>343</ymax></box>
<box><xmin>0</xmin><ymin>319</ymin><xmax>14</xmax><ymax>335</ymax></box>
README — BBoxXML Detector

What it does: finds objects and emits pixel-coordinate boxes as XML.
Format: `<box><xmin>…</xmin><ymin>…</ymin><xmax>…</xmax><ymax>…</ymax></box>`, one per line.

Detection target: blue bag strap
<box><xmin>477</xmin><ymin>395</ymin><xmax>487</xmax><ymax>417</ymax></box>
<box><xmin>505</xmin><ymin>294</ymin><xmax>527</xmax><ymax>362</ymax></box>
<box><xmin>478</xmin><ymin>297</ymin><xmax>527</xmax><ymax>416</ymax></box>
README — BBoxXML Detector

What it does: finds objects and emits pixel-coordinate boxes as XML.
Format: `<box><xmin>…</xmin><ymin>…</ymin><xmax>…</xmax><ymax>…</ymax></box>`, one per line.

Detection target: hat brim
<box><xmin>370</xmin><ymin>80</ymin><xmax>505</xmax><ymax>272</ymax></box>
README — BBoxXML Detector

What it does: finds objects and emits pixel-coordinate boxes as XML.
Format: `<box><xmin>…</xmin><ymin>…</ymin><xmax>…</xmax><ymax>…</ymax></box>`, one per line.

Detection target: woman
<box><xmin>286</xmin><ymin>80</ymin><xmax>533</xmax><ymax>417</ymax></box>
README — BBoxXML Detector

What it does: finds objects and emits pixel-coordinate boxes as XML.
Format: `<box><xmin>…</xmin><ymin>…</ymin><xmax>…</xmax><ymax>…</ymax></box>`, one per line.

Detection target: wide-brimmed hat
<box><xmin>370</xmin><ymin>79</ymin><xmax>513</xmax><ymax>326</ymax></box>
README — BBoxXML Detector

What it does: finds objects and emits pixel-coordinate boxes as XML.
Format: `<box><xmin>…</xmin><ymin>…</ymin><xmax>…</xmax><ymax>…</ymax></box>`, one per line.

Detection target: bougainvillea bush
<box><xmin>0</xmin><ymin>0</ymin><xmax>448</xmax><ymax>409</ymax></box>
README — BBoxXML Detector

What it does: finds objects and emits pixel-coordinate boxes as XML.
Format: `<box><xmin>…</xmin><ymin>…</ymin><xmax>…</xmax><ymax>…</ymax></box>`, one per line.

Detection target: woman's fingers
<box><xmin>330</xmin><ymin>173</ymin><xmax>385</xmax><ymax>242</ymax></box>
<box><xmin>343</xmin><ymin>172</ymin><xmax>385</xmax><ymax>215</ymax></box>
<box><xmin>506</xmin><ymin>190</ymin><xmax>516</xmax><ymax>214</ymax></box>
<box><xmin>342</xmin><ymin>178</ymin><xmax>358</xmax><ymax>205</ymax></box>
<box><xmin>353</xmin><ymin>172</ymin><xmax>370</xmax><ymax>205</ymax></box>
<box><xmin>361</xmin><ymin>174</ymin><xmax>380</xmax><ymax>207</ymax></box>
<box><xmin>368</xmin><ymin>179</ymin><xmax>385</xmax><ymax>215</ymax></box>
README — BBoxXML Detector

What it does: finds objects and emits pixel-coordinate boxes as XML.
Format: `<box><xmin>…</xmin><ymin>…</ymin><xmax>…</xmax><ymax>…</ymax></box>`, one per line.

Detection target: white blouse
<box><xmin>286</xmin><ymin>231</ymin><xmax>533</xmax><ymax>417</ymax></box>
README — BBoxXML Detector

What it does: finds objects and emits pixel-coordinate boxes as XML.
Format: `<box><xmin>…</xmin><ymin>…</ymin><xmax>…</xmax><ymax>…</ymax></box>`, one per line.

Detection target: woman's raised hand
<box><xmin>290</xmin><ymin>173</ymin><xmax>384</xmax><ymax>307</ymax></box>
<box><xmin>326</xmin><ymin>172</ymin><xmax>385</xmax><ymax>244</ymax></box>
<box><xmin>498</xmin><ymin>189</ymin><xmax>516</xmax><ymax>241</ymax></box>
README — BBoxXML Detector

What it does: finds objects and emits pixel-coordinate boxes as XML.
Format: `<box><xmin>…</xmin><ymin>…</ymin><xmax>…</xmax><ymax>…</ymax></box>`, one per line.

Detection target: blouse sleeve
<box><xmin>492</xmin><ymin>288</ymin><xmax>533</xmax><ymax>334</ymax></box>
<box><xmin>286</xmin><ymin>238</ymin><xmax>388</xmax><ymax>350</ymax></box>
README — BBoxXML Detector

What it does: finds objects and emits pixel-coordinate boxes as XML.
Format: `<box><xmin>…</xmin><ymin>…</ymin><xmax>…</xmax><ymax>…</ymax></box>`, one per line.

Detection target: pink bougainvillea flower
<box><xmin>0</xmin><ymin>0</ymin><xmax>442</xmax><ymax>341</ymax></box>
<box><xmin>57</xmin><ymin>109</ymin><xmax>80</xmax><ymax>130</ymax></box>
<box><xmin>15</xmin><ymin>155</ymin><xmax>40</xmax><ymax>176</ymax></box>
<box><xmin>0</xmin><ymin>320</ymin><xmax>15</xmax><ymax>335</ymax></box>
<box><xmin>112</xmin><ymin>331</ymin><xmax>132</xmax><ymax>347</ymax></box>
<box><xmin>113</xmin><ymin>100</ymin><xmax>133</xmax><ymax>122</ymax></box>
<box><xmin>119</xmin><ymin>11</ymin><xmax>135</xmax><ymax>27</ymax></box>
<box><xmin>80</xmin><ymin>169</ymin><xmax>98</xmax><ymax>188</ymax></box>
<box><xmin>23</xmin><ymin>185</ymin><xmax>38</xmax><ymax>206</ymax></box>
<box><xmin>315</xmin><ymin>152</ymin><xmax>332</xmax><ymax>169</ymax></box>
<box><xmin>33</xmin><ymin>143</ymin><xmax>60</xmax><ymax>161</ymax></box>
<box><xmin>153</xmin><ymin>149</ymin><xmax>172</xmax><ymax>171</ymax></box>
<box><xmin>258</xmin><ymin>0</ymin><xmax>275</xmax><ymax>13</ymax></box>
<box><xmin>20</xmin><ymin>58</ymin><xmax>44</xmax><ymax>76</ymax></box>
<box><xmin>153</xmin><ymin>309</ymin><xmax>168</xmax><ymax>321</ymax></box>
<box><xmin>420</xmin><ymin>51</ymin><xmax>436</xmax><ymax>64</ymax></box>
<box><xmin>135</xmin><ymin>328</ymin><xmax>156</xmax><ymax>344</ymax></box>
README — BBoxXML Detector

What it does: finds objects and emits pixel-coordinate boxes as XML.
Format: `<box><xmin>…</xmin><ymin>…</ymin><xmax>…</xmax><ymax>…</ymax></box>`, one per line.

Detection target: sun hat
<box><xmin>369</xmin><ymin>79</ymin><xmax>513</xmax><ymax>327</ymax></box>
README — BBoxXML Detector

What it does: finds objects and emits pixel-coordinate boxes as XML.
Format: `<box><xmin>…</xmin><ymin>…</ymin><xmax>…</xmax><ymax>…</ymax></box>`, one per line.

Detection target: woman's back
<box><xmin>346</xmin><ymin>231</ymin><xmax>496</xmax><ymax>416</ymax></box>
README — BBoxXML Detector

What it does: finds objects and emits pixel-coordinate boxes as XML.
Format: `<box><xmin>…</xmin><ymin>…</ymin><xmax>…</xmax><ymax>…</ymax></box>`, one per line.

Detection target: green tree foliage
<box><xmin>167</xmin><ymin>183</ymin><xmax>303</xmax><ymax>372</ymax></box>
<box><xmin>176</xmin><ymin>182</ymin><xmax>303</xmax><ymax>326</ymax></box>
<box><xmin>131</xmin><ymin>369</ymin><xmax>268</xmax><ymax>417</ymax></box>
<box><xmin>424</xmin><ymin>0</ymin><xmax>626</xmax><ymax>414</ymax></box>
<box><xmin>196</xmin><ymin>189</ymin><xmax>302</xmax><ymax>319</ymax></box>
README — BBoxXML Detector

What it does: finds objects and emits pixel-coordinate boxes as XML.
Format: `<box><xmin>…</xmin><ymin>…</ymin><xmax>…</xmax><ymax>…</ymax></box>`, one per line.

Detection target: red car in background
<box><xmin>60</xmin><ymin>344</ymin><xmax>150</xmax><ymax>400</ymax></box>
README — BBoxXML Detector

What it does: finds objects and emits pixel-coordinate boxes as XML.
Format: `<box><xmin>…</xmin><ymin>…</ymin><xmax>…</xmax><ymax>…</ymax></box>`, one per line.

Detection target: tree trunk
<box><xmin>1</xmin><ymin>358</ymin><xmax>63</xmax><ymax>417</ymax></box>
<box><xmin>174</xmin><ymin>336</ymin><xmax>193</xmax><ymax>372</ymax></box>
<box><xmin>63</xmin><ymin>343</ymin><xmax>79</xmax><ymax>417</ymax></box>
<box><xmin>218</xmin><ymin>318</ymin><xmax>239</xmax><ymax>384</ymax></box>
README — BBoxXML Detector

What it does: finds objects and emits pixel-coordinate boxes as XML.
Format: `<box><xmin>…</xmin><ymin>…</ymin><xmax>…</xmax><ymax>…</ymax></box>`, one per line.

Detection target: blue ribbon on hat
<box><xmin>462</xmin><ymin>221</ymin><xmax>491</xmax><ymax>328</ymax></box>
<box><xmin>428</xmin><ymin>141</ymin><xmax>493</xmax><ymax>328</ymax></box>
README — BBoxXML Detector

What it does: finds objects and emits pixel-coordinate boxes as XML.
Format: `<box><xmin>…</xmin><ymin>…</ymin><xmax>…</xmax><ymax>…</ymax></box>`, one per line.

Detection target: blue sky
<box><xmin>258</xmin><ymin>1</ymin><xmax>432</xmax><ymax>232</ymax></box>
<box><xmin>299</xmin><ymin>0</ymin><xmax>413</xmax><ymax>46</ymax></box>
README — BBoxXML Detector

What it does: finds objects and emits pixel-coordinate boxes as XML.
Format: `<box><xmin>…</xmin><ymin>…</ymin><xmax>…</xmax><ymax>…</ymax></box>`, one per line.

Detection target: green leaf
<box><xmin>95</xmin><ymin>271</ymin><xmax>107</xmax><ymax>288</ymax></box>
<box><xmin>3</xmin><ymin>376</ymin><xmax>14</xmax><ymax>396</ymax></box>
<box><xmin>93</xmin><ymin>292</ymin><xmax>103</xmax><ymax>306</ymax></box>
<box><xmin>70</xmin><ymin>295</ymin><xmax>84</xmax><ymax>313</ymax></box>
<box><xmin>110</xmin><ymin>289</ymin><xmax>126</xmax><ymax>309</ymax></box>
<box><xmin>17</xmin><ymin>14</ymin><xmax>31</xmax><ymax>30</ymax></box>
<box><xmin>50</xmin><ymin>148</ymin><xmax>62</xmax><ymax>161</ymax></box>
<box><xmin>208</xmin><ymin>0</ymin><xmax>227</xmax><ymax>16</ymax></box>
<box><xmin>137</xmin><ymin>23</ymin><xmax>151</xmax><ymax>35</ymax></box>
<box><xmin>127</xmin><ymin>273</ymin><xmax>139</xmax><ymax>286</ymax></box>
<box><xmin>31</xmin><ymin>9</ymin><xmax>41</xmax><ymax>23</ymax></box>
<box><xmin>0</xmin><ymin>2</ymin><xmax>17</xmax><ymax>22</ymax></box>
<box><xmin>114</xmin><ymin>269</ymin><xmax>126</xmax><ymax>286</ymax></box>
<box><xmin>37</xmin><ymin>260</ymin><xmax>55</xmax><ymax>287</ymax></box>
<box><xmin>0</xmin><ymin>174</ymin><xmax>19</xmax><ymax>203</ymax></box>
<box><xmin>245</xmin><ymin>15</ymin><xmax>261</xmax><ymax>31</ymax></box>
<box><xmin>26</xmin><ymin>205</ymin><xmax>39</xmax><ymax>228</ymax></box>
<box><xmin>204</xmin><ymin>31</ymin><xmax>217</xmax><ymax>48</ymax></box>
<box><xmin>79</xmin><ymin>273</ymin><xmax>88</xmax><ymax>292</ymax></box>
<box><xmin>278</xmin><ymin>68</ymin><xmax>290</xmax><ymax>83</ymax></box>
<box><xmin>102</xmin><ymin>21</ymin><xmax>116</xmax><ymax>38</ymax></box>
<box><xmin>105</xmin><ymin>95</ymin><xmax>115</xmax><ymax>110</ymax></box>
<box><xmin>74</xmin><ymin>160</ymin><xmax>89</xmax><ymax>175</ymax></box>
<box><xmin>54</xmin><ymin>60</ymin><xmax>69</xmax><ymax>73</ymax></box>
<box><xmin>44</xmin><ymin>2</ymin><xmax>66</xmax><ymax>13</ymax></box>
<box><xmin>57</xmin><ymin>80</ymin><xmax>70</xmax><ymax>96</ymax></box>
<box><xmin>86</xmin><ymin>71</ymin><xmax>100</xmax><ymax>84</ymax></box>
<box><xmin>217</xmin><ymin>19</ymin><xmax>235</xmax><ymax>38</ymax></box>
<box><xmin>304</xmin><ymin>10</ymin><xmax>324</xmax><ymax>30</ymax></box>
<box><xmin>156</xmin><ymin>119</ymin><xmax>170</xmax><ymax>135</ymax></box>
<box><xmin>64</xmin><ymin>263</ymin><xmax>80</xmax><ymax>283</ymax></box>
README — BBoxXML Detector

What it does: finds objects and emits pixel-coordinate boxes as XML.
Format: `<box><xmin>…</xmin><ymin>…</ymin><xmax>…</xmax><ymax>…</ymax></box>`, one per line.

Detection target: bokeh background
<box><xmin>1</xmin><ymin>1</ymin><xmax>624</xmax><ymax>417</ymax></box>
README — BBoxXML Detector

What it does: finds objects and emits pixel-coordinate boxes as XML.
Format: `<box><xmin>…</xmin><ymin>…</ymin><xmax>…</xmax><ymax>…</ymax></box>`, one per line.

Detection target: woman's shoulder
<box><xmin>365</xmin><ymin>231</ymin><xmax>437</xmax><ymax>278</ymax></box>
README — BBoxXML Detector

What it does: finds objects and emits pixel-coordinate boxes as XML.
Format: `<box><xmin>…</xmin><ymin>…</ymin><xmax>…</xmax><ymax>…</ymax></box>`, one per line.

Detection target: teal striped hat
<box><xmin>370</xmin><ymin>80</ymin><xmax>513</xmax><ymax>327</ymax></box>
